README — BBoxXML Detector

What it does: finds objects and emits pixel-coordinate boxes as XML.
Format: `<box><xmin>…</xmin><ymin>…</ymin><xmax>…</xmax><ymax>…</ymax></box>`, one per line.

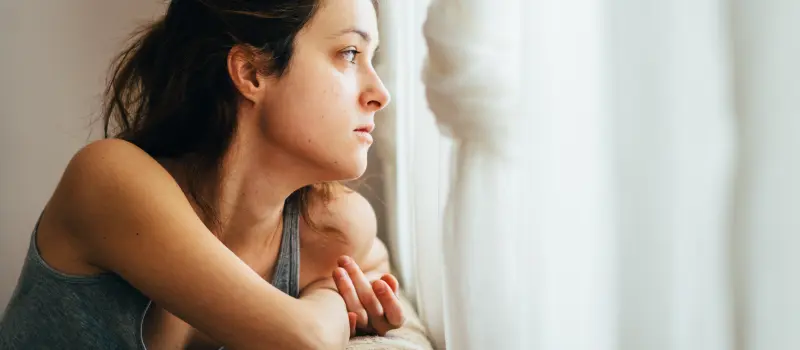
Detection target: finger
<box><xmin>365</xmin><ymin>280</ymin><xmax>400</xmax><ymax>336</ymax></box>
<box><xmin>348</xmin><ymin>312</ymin><xmax>358</xmax><ymax>336</ymax></box>
<box><xmin>370</xmin><ymin>316</ymin><xmax>394</xmax><ymax>336</ymax></box>
<box><xmin>380</xmin><ymin>274</ymin><xmax>400</xmax><ymax>294</ymax></box>
<box><xmin>333</xmin><ymin>267</ymin><xmax>369</xmax><ymax>327</ymax></box>
<box><xmin>374</xmin><ymin>280</ymin><xmax>405</xmax><ymax>328</ymax></box>
<box><xmin>338</xmin><ymin>256</ymin><xmax>384</xmax><ymax>318</ymax></box>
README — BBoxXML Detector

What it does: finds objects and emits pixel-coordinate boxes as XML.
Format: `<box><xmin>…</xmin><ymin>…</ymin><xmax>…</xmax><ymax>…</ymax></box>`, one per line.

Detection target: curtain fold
<box><xmin>408</xmin><ymin>0</ymin><xmax>799</xmax><ymax>349</ymax></box>
<box><xmin>731</xmin><ymin>1</ymin><xmax>800</xmax><ymax>349</ymax></box>
<box><xmin>422</xmin><ymin>1</ymin><xmax>527</xmax><ymax>349</ymax></box>
<box><xmin>606</xmin><ymin>1</ymin><xmax>736</xmax><ymax>349</ymax></box>
<box><xmin>374</xmin><ymin>1</ymin><xmax>448</xmax><ymax>348</ymax></box>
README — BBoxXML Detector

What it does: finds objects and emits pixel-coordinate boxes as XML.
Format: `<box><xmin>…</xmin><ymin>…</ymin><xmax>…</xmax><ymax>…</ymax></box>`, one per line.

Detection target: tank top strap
<box><xmin>270</xmin><ymin>197</ymin><xmax>300</xmax><ymax>298</ymax></box>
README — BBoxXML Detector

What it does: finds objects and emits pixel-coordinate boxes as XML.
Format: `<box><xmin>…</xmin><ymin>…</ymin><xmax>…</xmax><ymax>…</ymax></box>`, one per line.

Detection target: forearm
<box><xmin>186</xmin><ymin>290</ymin><xmax>347</xmax><ymax>350</ymax></box>
<box><xmin>297</xmin><ymin>278</ymin><xmax>352</xmax><ymax>349</ymax></box>
<box><xmin>213</xmin><ymin>297</ymin><xmax>332</xmax><ymax>350</ymax></box>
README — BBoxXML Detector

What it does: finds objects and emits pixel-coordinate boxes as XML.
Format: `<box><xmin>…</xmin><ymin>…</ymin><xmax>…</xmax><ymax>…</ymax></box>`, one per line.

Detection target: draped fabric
<box><xmin>376</xmin><ymin>0</ymin><xmax>800</xmax><ymax>349</ymax></box>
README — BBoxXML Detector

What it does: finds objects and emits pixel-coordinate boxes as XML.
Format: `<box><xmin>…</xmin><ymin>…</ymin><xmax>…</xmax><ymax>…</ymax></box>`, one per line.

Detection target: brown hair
<box><xmin>101</xmin><ymin>0</ymin><xmax>373</xmax><ymax>232</ymax></box>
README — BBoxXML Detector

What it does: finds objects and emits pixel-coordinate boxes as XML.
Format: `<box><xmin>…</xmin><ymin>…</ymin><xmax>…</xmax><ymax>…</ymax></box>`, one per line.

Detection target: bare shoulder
<box><xmin>50</xmin><ymin>138</ymin><xmax>183</xmax><ymax>226</ymax></box>
<box><xmin>299</xmin><ymin>185</ymin><xmax>378</xmax><ymax>259</ymax></box>
<box><xmin>36</xmin><ymin>139</ymin><xmax>322</xmax><ymax>348</ymax></box>
<box><xmin>299</xmin><ymin>185</ymin><xmax>388</xmax><ymax>287</ymax></box>
<box><xmin>60</xmin><ymin>138</ymin><xmax>172</xmax><ymax>188</ymax></box>
<box><xmin>41</xmin><ymin>138</ymin><xmax>190</xmax><ymax>272</ymax></box>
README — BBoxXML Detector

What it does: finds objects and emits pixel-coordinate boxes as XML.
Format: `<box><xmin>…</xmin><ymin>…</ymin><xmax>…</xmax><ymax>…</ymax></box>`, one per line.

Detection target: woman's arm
<box><xmin>300</xmin><ymin>184</ymin><xmax>391</xmax><ymax>282</ymax></box>
<box><xmin>300</xmin><ymin>186</ymin><xmax>405</xmax><ymax>335</ymax></box>
<box><xmin>49</xmin><ymin>140</ymin><xmax>349</xmax><ymax>350</ymax></box>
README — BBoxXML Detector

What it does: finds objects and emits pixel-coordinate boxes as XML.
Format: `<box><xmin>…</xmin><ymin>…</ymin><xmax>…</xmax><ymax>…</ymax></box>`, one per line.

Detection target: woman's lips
<box><xmin>355</xmin><ymin>131</ymin><xmax>373</xmax><ymax>144</ymax></box>
<box><xmin>354</xmin><ymin>123</ymin><xmax>375</xmax><ymax>133</ymax></box>
<box><xmin>354</xmin><ymin>123</ymin><xmax>375</xmax><ymax>145</ymax></box>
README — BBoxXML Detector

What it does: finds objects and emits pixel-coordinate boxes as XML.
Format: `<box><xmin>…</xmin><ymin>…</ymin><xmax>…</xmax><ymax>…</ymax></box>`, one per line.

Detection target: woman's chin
<box><xmin>342</xmin><ymin>161</ymin><xmax>368</xmax><ymax>181</ymax></box>
<box><xmin>323</xmin><ymin>157</ymin><xmax>368</xmax><ymax>182</ymax></box>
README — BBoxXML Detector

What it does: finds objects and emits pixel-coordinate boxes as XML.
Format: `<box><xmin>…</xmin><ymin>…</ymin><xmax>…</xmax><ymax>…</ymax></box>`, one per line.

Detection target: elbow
<box><xmin>299</xmin><ymin>318</ymin><xmax>347</xmax><ymax>350</ymax></box>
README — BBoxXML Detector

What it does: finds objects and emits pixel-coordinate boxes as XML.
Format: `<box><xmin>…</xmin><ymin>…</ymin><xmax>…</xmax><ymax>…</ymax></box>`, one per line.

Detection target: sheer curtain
<box><xmin>376</xmin><ymin>0</ymin><xmax>799</xmax><ymax>349</ymax></box>
<box><xmin>373</xmin><ymin>0</ymin><xmax>451</xmax><ymax>348</ymax></box>
<box><xmin>731</xmin><ymin>1</ymin><xmax>800</xmax><ymax>348</ymax></box>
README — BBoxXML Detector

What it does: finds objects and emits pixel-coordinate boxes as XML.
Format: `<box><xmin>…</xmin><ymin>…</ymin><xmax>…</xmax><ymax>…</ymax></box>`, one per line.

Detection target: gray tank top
<box><xmin>0</xmin><ymin>199</ymin><xmax>301</xmax><ymax>349</ymax></box>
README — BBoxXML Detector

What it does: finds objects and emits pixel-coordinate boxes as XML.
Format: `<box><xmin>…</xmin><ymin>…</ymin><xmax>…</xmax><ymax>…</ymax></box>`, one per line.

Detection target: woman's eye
<box><xmin>342</xmin><ymin>49</ymin><xmax>361</xmax><ymax>64</ymax></box>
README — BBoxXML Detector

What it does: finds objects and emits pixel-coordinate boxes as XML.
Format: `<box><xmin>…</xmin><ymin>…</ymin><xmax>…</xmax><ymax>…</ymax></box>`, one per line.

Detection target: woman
<box><xmin>0</xmin><ymin>0</ymin><xmax>405</xmax><ymax>349</ymax></box>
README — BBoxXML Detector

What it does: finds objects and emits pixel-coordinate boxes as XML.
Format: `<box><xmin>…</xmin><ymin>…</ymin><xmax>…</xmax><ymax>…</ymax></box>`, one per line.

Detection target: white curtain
<box><xmin>374</xmin><ymin>0</ymin><xmax>450</xmax><ymax>349</ymax></box>
<box><xmin>731</xmin><ymin>1</ymin><xmax>800</xmax><ymax>348</ymax></box>
<box><xmin>422</xmin><ymin>1</ymin><xmax>529</xmax><ymax>350</ymax></box>
<box><xmin>376</xmin><ymin>0</ymin><xmax>799</xmax><ymax>349</ymax></box>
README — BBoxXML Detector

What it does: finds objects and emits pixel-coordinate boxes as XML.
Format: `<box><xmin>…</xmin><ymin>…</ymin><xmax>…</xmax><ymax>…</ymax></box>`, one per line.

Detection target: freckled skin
<box><xmin>25</xmin><ymin>0</ymin><xmax>396</xmax><ymax>349</ymax></box>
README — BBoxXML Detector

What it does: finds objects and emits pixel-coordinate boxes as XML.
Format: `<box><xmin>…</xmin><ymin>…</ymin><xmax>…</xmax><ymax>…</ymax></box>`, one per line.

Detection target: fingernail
<box><xmin>335</xmin><ymin>268</ymin><xmax>347</xmax><ymax>280</ymax></box>
<box><xmin>373</xmin><ymin>281</ymin><xmax>387</xmax><ymax>294</ymax></box>
<box><xmin>338</xmin><ymin>256</ymin><xmax>350</xmax><ymax>266</ymax></box>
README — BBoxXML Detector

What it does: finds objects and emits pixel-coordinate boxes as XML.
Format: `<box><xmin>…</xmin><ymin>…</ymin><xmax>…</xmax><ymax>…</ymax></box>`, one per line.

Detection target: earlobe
<box><xmin>227</xmin><ymin>46</ymin><xmax>267</xmax><ymax>103</ymax></box>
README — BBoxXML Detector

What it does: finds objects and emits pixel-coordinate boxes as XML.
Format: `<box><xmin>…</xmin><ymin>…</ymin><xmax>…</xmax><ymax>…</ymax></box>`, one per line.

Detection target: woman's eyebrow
<box><xmin>332</xmin><ymin>27</ymin><xmax>373</xmax><ymax>43</ymax></box>
<box><xmin>331</xmin><ymin>27</ymin><xmax>380</xmax><ymax>54</ymax></box>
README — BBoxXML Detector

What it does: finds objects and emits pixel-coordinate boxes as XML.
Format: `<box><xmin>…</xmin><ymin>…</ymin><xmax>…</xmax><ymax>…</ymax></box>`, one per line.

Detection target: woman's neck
<box><xmin>160</xmin><ymin>151</ymin><xmax>304</xmax><ymax>250</ymax></box>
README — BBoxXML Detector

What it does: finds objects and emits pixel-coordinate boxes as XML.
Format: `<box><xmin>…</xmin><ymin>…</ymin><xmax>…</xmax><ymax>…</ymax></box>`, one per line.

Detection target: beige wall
<box><xmin>0</xmin><ymin>0</ymin><xmax>167</xmax><ymax>314</ymax></box>
<box><xmin>0</xmin><ymin>1</ymin><xmax>389</xmax><ymax>314</ymax></box>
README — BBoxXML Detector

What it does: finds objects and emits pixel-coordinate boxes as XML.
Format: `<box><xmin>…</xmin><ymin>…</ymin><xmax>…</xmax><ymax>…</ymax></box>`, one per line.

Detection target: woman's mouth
<box><xmin>354</xmin><ymin>123</ymin><xmax>375</xmax><ymax>133</ymax></box>
<box><xmin>354</xmin><ymin>124</ymin><xmax>375</xmax><ymax>144</ymax></box>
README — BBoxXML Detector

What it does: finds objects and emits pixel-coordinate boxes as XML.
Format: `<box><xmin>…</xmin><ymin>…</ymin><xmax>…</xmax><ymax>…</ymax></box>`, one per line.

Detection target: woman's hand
<box><xmin>333</xmin><ymin>255</ymin><xmax>405</xmax><ymax>336</ymax></box>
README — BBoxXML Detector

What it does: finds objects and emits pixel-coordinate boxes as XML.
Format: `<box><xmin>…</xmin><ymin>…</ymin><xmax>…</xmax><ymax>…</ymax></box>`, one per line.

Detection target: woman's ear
<box><xmin>227</xmin><ymin>45</ymin><xmax>271</xmax><ymax>104</ymax></box>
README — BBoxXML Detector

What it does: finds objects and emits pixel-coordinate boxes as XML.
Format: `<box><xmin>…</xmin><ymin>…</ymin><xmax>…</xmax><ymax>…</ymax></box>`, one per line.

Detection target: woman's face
<box><xmin>251</xmin><ymin>0</ymin><xmax>389</xmax><ymax>182</ymax></box>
